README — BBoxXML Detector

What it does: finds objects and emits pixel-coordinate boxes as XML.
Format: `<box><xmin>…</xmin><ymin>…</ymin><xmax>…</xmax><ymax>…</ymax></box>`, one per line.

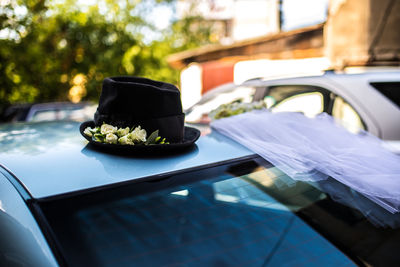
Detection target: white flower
<box><xmin>129</xmin><ymin>126</ymin><xmax>147</xmax><ymax>143</ymax></box>
<box><xmin>101</xmin><ymin>123</ymin><xmax>117</xmax><ymax>135</ymax></box>
<box><xmin>116</xmin><ymin>127</ymin><xmax>130</xmax><ymax>137</ymax></box>
<box><xmin>118</xmin><ymin>135</ymin><xmax>134</xmax><ymax>145</ymax></box>
<box><xmin>84</xmin><ymin>127</ymin><xmax>99</xmax><ymax>137</ymax></box>
<box><xmin>105</xmin><ymin>133</ymin><xmax>118</xmax><ymax>144</ymax></box>
<box><xmin>84</xmin><ymin>127</ymin><xmax>93</xmax><ymax>137</ymax></box>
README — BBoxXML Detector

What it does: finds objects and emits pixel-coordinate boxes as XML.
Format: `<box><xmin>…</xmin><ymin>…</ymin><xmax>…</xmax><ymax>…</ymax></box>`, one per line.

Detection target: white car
<box><xmin>186</xmin><ymin>70</ymin><xmax>400</xmax><ymax>142</ymax></box>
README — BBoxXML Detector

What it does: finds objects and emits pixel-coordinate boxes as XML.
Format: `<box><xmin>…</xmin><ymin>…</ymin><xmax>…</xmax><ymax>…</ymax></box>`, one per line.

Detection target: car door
<box><xmin>261</xmin><ymin>84</ymin><xmax>366</xmax><ymax>133</ymax></box>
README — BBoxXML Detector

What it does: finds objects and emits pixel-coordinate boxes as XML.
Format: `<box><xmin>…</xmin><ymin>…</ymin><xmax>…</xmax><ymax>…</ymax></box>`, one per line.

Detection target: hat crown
<box><xmin>97</xmin><ymin>77</ymin><xmax>183</xmax><ymax>120</ymax></box>
<box><xmin>94</xmin><ymin>76</ymin><xmax>184</xmax><ymax>142</ymax></box>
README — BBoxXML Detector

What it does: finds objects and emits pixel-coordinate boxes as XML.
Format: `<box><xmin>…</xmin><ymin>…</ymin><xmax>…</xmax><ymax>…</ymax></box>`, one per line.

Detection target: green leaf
<box><xmin>93</xmin><ymin>133</ymin><xmax>105</xmax><ymax>143</ymax></box>
<box><xmin>145</xmin><ymin>130</ymin><xmax>159</xmax><ymax>145</ymax></box>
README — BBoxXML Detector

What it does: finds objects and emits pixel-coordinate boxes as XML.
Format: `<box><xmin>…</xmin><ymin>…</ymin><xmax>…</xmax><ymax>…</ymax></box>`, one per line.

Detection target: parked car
<box><xmin>185</xmin><ymin>70</ymin><xmax>400</xmax><ymax>140</ymax></box>
<box><xmin>1</xmin><ymin>120</ymin><xmax>400</xmax><ymax>266</ymax></box>
<box><xmin>0</xmin><ymin>102</ymin><xmax>97</xmax><ymax>123</ymax></box>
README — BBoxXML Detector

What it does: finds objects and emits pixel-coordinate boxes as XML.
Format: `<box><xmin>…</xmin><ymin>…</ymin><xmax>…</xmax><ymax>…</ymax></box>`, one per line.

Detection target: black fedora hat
<box><xmin>80</xmin><ymin>76</ymin><xmax>200</xmax><ymax>153</ymax></box>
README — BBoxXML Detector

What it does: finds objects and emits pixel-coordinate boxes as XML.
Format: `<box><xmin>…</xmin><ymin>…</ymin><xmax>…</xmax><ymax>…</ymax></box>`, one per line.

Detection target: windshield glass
<box><xmin>185</xmin><ymin>86</ymin><xmax>255</xmax><ymax>123</ymax></box>
<box><xmin>37</xmin><ymin>158</ymin><xmax>399</xmax><ymax>266</ymax></box>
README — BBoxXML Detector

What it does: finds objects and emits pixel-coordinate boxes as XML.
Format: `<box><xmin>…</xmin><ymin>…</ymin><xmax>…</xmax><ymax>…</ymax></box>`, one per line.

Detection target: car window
<box><xmin>0</xmin><ymin>104</ymin><xmax>32</xmax><ymax>122</ymax></box>
<box><xmin>331</xmin><ymin>96</ymin><xmax>365</xmax><ymax>133</ymax></box>
<box><xmin>37</xmin><ymin>159</ymin><xmax>359</xmax><ymax>267</ymax></box>
<box><xmin>370</xmin><ymin>82</ymin><xmax>400</xmax><ymax>108</ymax></box>
<box><xmin>30</xmin><ymin>110</ymin><xmax>58</xmax><ymax>121</ymax></box>
<box><xmin>264</xmin><ymin>85</ymin><xmax>330</xmax><ymax>118</ymax></box>
<box><xmin>263</xmin><ymin>85</ymin><xmax>367</xmax><ymax>133</ymax></box>
<box><xmin>271</xmin><ymin>92</ymin><xmax>324</xmax><ymax>117</ymax></box>
<box><xmin>35</xmin><ymin>157</ymin><xmax>400</xmax><ymax>267</ymax></box>
<box><xmin>185</xmin><ymin>86</ymin><xmax>255</xmax><ymax>123</ymax></box>
<box><xmin>29</xmin><ymin>104</ymin><xmax>97</xmax><ymax>122</ymax></box>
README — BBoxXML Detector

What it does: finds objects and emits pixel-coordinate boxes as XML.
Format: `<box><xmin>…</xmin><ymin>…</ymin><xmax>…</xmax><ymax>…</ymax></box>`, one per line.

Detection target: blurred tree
<box><xmin>0</xmin><ymin>0</ymin><xmax>214</xmax><ymax>113</ymax></box>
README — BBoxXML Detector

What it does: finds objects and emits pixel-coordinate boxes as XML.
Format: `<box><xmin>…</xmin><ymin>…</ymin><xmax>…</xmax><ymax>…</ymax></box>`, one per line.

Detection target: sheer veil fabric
<box><xmin>211</xmin><ymin>110</ymin><xmax>400</xmax><ymax>213</ymax></box>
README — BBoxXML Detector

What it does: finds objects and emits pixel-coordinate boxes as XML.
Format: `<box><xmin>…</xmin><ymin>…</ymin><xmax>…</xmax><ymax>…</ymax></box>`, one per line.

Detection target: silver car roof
<box><xmin>0</xmin><ymin>121</ymin><xmax>254</xmax><ymax>199</ymax></box>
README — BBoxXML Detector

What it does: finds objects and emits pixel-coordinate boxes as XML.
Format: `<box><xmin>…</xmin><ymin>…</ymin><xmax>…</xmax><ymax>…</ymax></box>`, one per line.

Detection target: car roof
<box><xmin>0</xmin><ymin>121</ymin><xmax>254</xmax><ymax>200</ymax></box>
<box><xmin>253</xmin><ymin>69</ymin><xmax>400</xmax><ymax>86</ymax></box>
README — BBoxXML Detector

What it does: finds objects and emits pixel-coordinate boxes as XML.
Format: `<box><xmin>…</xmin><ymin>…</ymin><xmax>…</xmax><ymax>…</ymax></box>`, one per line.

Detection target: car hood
<box><xmin>0</xmin><ymin>121</ymin><xmax>254</xmax><ymax>199</ymax></box>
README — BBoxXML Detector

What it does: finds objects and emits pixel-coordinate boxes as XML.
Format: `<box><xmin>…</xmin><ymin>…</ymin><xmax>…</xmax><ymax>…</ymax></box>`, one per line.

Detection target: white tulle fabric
<box><xmin>211</xmin><ymin>110</ymin><xmax>400</xmax><ymax>213</ymax></box>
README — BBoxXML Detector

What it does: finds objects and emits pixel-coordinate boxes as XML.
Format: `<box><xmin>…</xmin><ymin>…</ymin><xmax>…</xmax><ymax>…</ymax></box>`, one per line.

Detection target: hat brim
<box><xmin>80</xmin><ymin>121</ymin><xmax>200</xmax><ymax>154</ymax></box>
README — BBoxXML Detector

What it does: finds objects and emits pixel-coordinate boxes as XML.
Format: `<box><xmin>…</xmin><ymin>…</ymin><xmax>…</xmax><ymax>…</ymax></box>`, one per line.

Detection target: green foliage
<box><xmin>209</xmin><ymin>101</ymin><xmax>268</xmax><ymax>120</ymax></box>
<box><xmin>0</xmin><ymin>0</ymin><xmax>213</xmax><ymax>113</ymax></box>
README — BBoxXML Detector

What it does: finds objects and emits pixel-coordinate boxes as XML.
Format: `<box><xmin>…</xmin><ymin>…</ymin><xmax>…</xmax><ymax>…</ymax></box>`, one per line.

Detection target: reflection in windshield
<box><xmin>40</xmin><ymin>159</ymin><xmax>355</xmax><ymax>267</ymax></box>
<box><xmin>315</xmin><ymin>178</ymin><xmax>400</xmax><ymax>228</ymax></box>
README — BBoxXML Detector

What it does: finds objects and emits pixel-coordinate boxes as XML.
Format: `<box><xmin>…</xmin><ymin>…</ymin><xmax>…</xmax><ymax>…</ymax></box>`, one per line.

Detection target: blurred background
<box><xmin>0</xmin><ymin>0</ymin><xmax>399</xmax><ymax>125</ymax></box>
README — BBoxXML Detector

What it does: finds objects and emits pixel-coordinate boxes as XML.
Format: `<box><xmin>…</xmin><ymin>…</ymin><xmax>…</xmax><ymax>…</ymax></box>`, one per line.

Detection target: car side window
<box><xmin>332</xmin><ymin>96</ymin><xmax>365</xmax><ymax>133</ymax></box>
<box><xmin>264</xmin><ymin>84</ymin><xmax>330</xmax><ymax>117</ymax></box>
<box><xmin>271</xmin><ymin>92</ymin><xmax>324</xmax><ymax>117</ymax></box>
<box><xmin>264</xmin><ymin>85</ymin><xmax>330</xmax><ymax>118</ymax></box>
<box><xmin>30</xmin><ymin>110</ymin><xmax>58</xmax><ymax>121</ymax></box>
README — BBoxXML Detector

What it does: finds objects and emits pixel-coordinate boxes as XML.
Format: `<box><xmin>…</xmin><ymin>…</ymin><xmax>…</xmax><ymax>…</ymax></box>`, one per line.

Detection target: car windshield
<box><xmin>36</xmin><ymin>158</ymin><xmax>400</xmax><ymax>266</ymax></box>
<box><xmin>185</xmin><ymin>86</ymin><xmax>255</xmax><ymax>123</ymax></box>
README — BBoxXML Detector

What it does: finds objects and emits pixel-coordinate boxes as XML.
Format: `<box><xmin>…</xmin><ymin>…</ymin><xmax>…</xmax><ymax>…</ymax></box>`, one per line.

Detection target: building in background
<box><xmin>176</xmin><ymin>0</ymin><xmax>281</xmax><ymax>43</ymax></box>
<box><xmin>169</xmin><ymin>0</ymin><xmax>400</xmax><ymax>109</ymax></box>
